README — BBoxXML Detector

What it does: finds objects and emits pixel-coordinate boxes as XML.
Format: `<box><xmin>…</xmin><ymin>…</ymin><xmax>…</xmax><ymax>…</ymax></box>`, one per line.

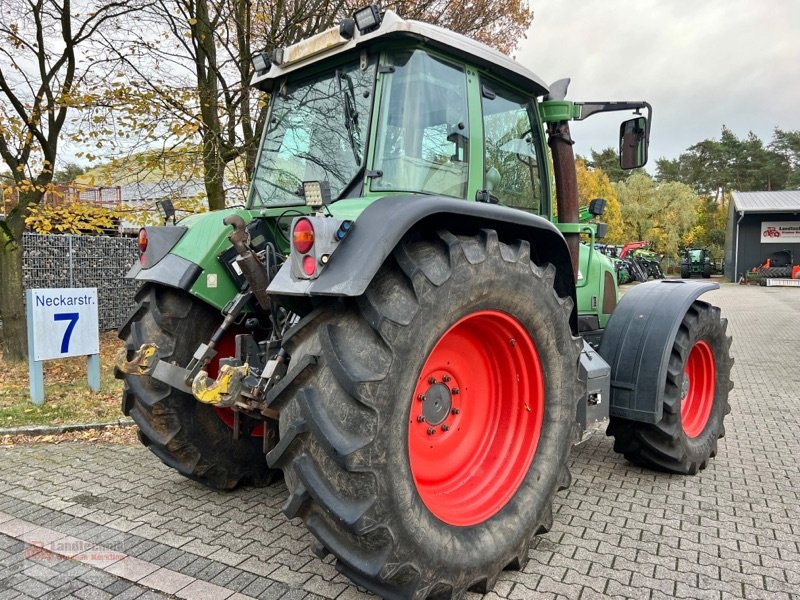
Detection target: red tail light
<box><xmin>302</xmin><ymin>255</ymin><xmax>316</xmax><ymax>276</ymax></box>
<box><xmin>138</xmin><ymin>229</ymin><xmax>148</xmax><ymax>264</ymax></box>
<box><xmin>293</xmin><ymin>219</ymin><xmax>314</xmax><ymax>253</ymax></box>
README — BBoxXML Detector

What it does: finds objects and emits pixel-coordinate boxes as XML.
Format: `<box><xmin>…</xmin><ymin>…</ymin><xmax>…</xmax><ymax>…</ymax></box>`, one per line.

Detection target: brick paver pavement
<box><xmin>0</xmin><ymin>283</ymin><xmax>798</xmax><ymax>599</ymax></box>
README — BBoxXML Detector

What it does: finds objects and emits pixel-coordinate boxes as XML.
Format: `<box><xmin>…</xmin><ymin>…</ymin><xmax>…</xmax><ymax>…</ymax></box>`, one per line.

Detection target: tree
<box><xmin>387</xmin><ymin>0</ymin><xmax>533</xmax><ymax>55</ymax></box>
<box><xmin>0</xmin><ymin>0</ymin><xmax>142</xmax><ymax>361</ymax></box>
<box><xmin>615</xmin><ymin>172</ymin><xmax>698</xmax><ymax>258</ymax></box>
<box><xmin>770</xmin><ymin>128</ymin><xmax>800</xmax><ymax>189</ymax></box>
<box><xmin>53</xmin><ymin>162</ymin><xmax>87</xmax><ymax>183</ymax></box>
<box><xmin>655</xmin><ymin>126</ymin><xmax>791</xmax><ymax>198</ymax></box>
<box><xmin>575</xmin><ymin>159</ymin><xmax>624</xmax><ymax>244</ymax></box>
<box><xmin>585</xmin><ymin>147</ymin><xmax>641</xmax><ymax>183</ymax></box>
<box><xmin>682</xmin><ymin>196</ymin><xmax>728</xmax><ymax>259</ymax></box>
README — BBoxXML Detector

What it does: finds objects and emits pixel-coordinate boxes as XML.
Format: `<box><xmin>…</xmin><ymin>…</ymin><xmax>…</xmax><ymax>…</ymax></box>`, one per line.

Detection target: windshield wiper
<box><xmin>336</xmin><ymin>69</ymin><xmax>361</xmax><ymax>165</ymax></box>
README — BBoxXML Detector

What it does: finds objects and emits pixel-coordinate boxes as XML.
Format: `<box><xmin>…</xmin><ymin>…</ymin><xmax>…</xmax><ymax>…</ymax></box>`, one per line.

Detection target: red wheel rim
<box><xmin>408</xmin><ymin>310</ymin><xmax>544</xmax><ymax>526</ymax></box>
<box><xmin>681</xmin><ymin>340</ymin><xmax>715</xmax><ymax>438</ymax></box>
<box><xmin>208</xmin><ymin>330</ymin><xmax>264</xmax><ymax>437</ymax></box>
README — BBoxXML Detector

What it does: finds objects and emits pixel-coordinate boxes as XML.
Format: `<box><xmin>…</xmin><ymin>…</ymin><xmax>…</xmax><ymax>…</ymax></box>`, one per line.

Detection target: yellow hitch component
<box><xmin>115</xmin><ymin>344</ymin><xmax>159</xmax><ymax>376</ymax></box>
<box><xmin>192</xmin><ymin>364</ymin><xmax>249</xmax><ymax>407</ymax></box>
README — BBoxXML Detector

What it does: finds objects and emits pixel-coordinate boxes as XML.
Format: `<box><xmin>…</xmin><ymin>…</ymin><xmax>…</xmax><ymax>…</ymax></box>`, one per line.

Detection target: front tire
<box><xmin>607</xmin><ymin>300</ymin><xmax>732</xmax><ymax>474</ymax></box>
<box><xmin>268</xmin><ymin>230</ymin><xmax>581</xmax><ymax>598</ymax></box>
<box><xmin>117</xmin><ymin>284</ymin><xmax>276</xmax><ymax>490</ymax></box>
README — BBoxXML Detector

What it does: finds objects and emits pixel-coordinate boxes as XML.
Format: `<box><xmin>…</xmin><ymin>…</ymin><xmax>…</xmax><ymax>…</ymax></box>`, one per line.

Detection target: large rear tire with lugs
<box><xmin>116</xmin><ymin>284</ymin><xmax>276</xmax><ymax>490</ymax></box>
<box><xmin>267</xmin><ymin>230</ymin><xmax>581</xmax><ymax>599</ymax></box>
<box><xmin>607</xmin><ymin>300</ymin><xmax>732</xmax><ymax>474</ymax></box>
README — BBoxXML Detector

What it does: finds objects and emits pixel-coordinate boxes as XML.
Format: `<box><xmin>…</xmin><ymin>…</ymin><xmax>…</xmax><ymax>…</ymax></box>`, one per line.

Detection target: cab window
<box><xmin>481</xmin><ymin>82</ymin><xmax>545</xmax><ymax>213</ymax></box>
<box><xmin>372</xmin><ymin>50</ymin><xmax>469</xmax><ymax>198</ymax></box>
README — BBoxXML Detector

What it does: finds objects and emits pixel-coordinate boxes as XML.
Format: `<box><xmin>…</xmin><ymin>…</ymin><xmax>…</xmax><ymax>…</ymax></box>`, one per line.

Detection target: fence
<box><xmin>23</xmin><ymin>233</ymin><xmax>139</xmax><ymax>331</ymax></box>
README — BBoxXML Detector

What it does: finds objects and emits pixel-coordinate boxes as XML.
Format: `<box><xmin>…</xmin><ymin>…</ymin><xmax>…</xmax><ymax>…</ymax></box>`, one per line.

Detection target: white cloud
<box><xmin>518</xmin><ymin>0</ymin><xmax>800</xmax><ymax>163</ymax></box>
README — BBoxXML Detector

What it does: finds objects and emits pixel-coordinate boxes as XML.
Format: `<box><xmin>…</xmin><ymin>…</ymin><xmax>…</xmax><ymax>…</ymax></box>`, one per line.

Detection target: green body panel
<box><xmin>539</xmin><ymin>100</ymin><xmax>580</xmax><ymax>123</ymax></box>
<box><xmin>577</xmin><ymin>244</ymin><xmax>617</xmax><ymax>328</ymax></box>
<box><xmin>169</xmin><ymin>206</ymin><xmax>310</xmax><ymax>309</ymax></box>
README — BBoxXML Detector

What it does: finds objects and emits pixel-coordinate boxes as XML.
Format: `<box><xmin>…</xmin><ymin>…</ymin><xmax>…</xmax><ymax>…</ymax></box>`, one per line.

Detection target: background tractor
<box><xmin>115</xmin><ymin>8</ymin><xmax>733</xmax><ymax>598</ymax></box>
<box><xmin>681</xmin><ymin>247</ymin><xmax>713</xmax><ymax>278</ymax></box>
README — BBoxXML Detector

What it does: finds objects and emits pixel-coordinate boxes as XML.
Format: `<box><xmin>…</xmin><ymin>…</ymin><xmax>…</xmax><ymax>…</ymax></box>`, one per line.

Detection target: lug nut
<box><xmin>441</xmin><ymin>424</ymin><xmax>450</xmax><ymax>432</ymax></box>
<box><xmin>427</xmin><ymin>427</ymin><xmax>436</xmax><ymax>435</ymax></box>
<box><xmin>451</xmin><ymin>408</ymin><xmax>460</xmax><ymax>415</ymax></box>
<box><xmin>452</xmin><ymin>388</ymin><xmax>460</xmax><ymax>395</ymax></box>
<box><xmin>509</xmin><ymin>338</ymin><xmax>516</xmax><ymax>347</ymax></box>
<box><xmin>417</xmin><ymin>394</ymin><xmax>426</xmax><ymax>401</ymax></box>
<box><xmin>442</xmin><ymin>375</ymin><xmax>451</xmax><ymax>383</ymax></box>
<box><xmin>417</xmin><ymin>415</ymin><xmax>425</xmax><ymax>422</ymax></box>
<box><xmin>428</xmin><ymin>377</ymin><xmax>436</xmax><ymax>385</ymax></box>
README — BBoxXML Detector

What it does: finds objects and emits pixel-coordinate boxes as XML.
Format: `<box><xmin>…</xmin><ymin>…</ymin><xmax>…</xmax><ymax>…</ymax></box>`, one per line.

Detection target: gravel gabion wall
<box><xmin>23</xmin><ymin>233</ymin><xmax>139</xmax><ymax>331</ymax></box>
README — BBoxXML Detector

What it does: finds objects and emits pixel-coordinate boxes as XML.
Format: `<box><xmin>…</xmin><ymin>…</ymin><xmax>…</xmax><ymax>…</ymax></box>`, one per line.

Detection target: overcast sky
<box><xmin>517</xmin><ymin>0</ymin><xmax>800</xmax><ymax>167</ymax></box>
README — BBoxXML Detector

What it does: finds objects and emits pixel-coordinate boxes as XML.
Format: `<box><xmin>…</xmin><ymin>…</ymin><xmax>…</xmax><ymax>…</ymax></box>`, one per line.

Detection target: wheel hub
<box><xmin>422</xmin><ymin>383</ymin><xmax>452</xmax><ymax>426</ymax></box>
<box><xmin>408</xmin><ymin>310</ymin><xmax>544</xmax><ymax>527</ymax></box>
<box><xmin>680</xmin><ymin>340</ymin><xmax>716</xmax><ymax>438</ymax></box>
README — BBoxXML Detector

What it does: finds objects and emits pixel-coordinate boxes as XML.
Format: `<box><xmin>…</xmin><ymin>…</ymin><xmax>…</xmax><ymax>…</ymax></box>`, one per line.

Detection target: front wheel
<box><xmin>607</xmin><ymin>300</ymin><xmax>732</xmax><ymax>474</ymax></box>
<box><xmin>268</xmin><ymin>230</ymin><xmax>581</xmax><ymax>598</ymax></box>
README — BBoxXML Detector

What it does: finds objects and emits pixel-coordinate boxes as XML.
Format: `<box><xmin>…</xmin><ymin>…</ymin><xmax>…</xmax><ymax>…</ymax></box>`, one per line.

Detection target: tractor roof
<box><xmin>252</xmin><ymin>10</ymin><xmax>550</xmax><ymax>97</ymax></box>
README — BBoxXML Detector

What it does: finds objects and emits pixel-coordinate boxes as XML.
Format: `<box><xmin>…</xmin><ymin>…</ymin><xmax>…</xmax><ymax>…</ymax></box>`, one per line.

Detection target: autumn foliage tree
<box><xmin>0</xmin><ymin>0</ymin><xmax>143</xmax><ymax>361</ymax></box>
<box><xmin>614</xmin><ymin>172</ymin><xmax>699</xmax><ymax>258</ymax></box>
<box><xmin>575</xmin><ymin>159</ymin><xmax>625</xmax><ymax>244</ymax></box>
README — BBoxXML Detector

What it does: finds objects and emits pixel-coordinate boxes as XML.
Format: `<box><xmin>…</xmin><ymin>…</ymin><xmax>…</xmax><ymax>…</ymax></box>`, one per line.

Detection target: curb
<box><xmin>0</xmin><ymin>418</ymin><xmax>135</xmax><ymax>437</ymax></box>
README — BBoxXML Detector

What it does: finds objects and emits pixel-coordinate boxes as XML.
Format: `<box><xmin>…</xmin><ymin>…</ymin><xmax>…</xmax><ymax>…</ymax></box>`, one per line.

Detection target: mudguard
<box><xmin>268</xmin><ymin>195</ymin><xmax>576</xmax><ymax>320</ymax></box>
<box><xmin>598</xmin><ymin>279</ymin><xmax>718</xmax><ymax>423</ymax></box>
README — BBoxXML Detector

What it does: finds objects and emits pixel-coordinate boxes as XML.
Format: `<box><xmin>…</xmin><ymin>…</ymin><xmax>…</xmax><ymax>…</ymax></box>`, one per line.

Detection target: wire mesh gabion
<box><xmin>23</xmin><ymin>233</ymin><xmax>140</xmax><ymax>331</ymax></box>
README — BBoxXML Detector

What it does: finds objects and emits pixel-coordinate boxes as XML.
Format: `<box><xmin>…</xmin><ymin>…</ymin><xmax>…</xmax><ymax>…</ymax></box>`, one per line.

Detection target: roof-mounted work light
<box><xmin>251</xmin><ymin>51</ymin><xmax>270</xmax><ymax>73</ymax></box>
<box><xmin>354</xmin><ymin>4</ymin><xmax>382</xmax><ymax>34</ymax></box>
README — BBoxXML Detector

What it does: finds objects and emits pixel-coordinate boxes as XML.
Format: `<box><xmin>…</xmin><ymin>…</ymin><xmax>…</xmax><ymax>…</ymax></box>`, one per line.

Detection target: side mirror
<box><xmin>619</xmin><ymin>116</ymin><xmax>648</xmax><ymax>169</ymax></box>
<box><xmin>595</xmin><ymin>223</ymin><xmax>608</xmax><ymax>239</ymax></box>
<box><xmin>156</xmin><ymin>199</ymin><xmax>176</xmax><ymax>225</ymax></box>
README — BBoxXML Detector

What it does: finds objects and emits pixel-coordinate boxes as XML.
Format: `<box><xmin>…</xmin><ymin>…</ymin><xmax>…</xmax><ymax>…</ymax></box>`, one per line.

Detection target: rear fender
<box><xmin>267</xmin><ymin>195</ymin><xmax>578</xmax><ymax>331</ymax></box>
<box><xmin>598</xmin><ymin>279</ymin><xmax>719</xmax><ymax>423</ymax></box>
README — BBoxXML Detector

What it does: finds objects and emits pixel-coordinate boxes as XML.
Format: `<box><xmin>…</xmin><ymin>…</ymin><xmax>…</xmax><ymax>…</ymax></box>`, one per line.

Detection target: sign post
<box><xmin>26</xmin><ymin>288</ymin><xmax>101</xmax><ymax>406</ymax></box>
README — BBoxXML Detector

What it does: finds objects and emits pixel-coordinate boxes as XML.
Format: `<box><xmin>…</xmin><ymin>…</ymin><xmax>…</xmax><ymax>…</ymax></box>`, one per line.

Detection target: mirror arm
<box><xmin>575</xmin><ymin>102</ymin><xmax>653</xmax><ymax>143</ymax></box>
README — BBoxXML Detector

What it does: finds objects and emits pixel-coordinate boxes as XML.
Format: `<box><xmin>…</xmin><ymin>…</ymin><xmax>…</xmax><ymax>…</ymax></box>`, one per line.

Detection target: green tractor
<box><xmin>116</xmin><ymin>8</ymin><xmax>733</xmax><ymax>598</ymax></box>
<box><xmin>681</xmin><ymin>247</ymin><xmax>713</xmax><ymax>278</ymax></box>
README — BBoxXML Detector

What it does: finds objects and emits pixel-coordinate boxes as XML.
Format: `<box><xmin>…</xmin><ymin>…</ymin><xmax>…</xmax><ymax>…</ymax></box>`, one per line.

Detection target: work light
<box><xmin>354</xmin><ymin>4</ymin><xmax>382</xmax><ymax>33</ymax></box>
<box><xmin>251</xmin><ymin>52</ymin><xmax>270</xmax><ymax>73</ymax></box>
<box><xmin>303</xmin><ymin>181</ymin><xmax>331</xmax><ymax>207</ymax></box>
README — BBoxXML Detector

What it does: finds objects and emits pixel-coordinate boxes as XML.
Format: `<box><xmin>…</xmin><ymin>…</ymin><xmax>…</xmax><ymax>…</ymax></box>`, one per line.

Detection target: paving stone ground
<box><xmin>0</xmin><ymin>283</ymin><xmax>798</xmax><ymax>599</ymax></box>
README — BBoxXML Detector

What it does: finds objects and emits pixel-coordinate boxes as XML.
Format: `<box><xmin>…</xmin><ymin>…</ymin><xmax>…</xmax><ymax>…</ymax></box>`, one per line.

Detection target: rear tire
<box><xmin>268</xmin><ymin>230</ymin><xmax>581</xmax><ymax>598</ymax></box>
<box><xmin>116</xmin><ymin>284</ymin><xmax>276</xmax><ymax>490</ymax></box>
<box><xmin>760</xmin><ymin>266</ymin><xmax>792</xmax><ymax>278</ymax></box>
<box><xmin>607</xmin><ymin>301</ymin><xmax>732</xmax><ymax>474</ymax></box>
<box><xmin>702</xmin><ymin>264</ymin><xmax>712</xmax><ymax>278</ymax></box>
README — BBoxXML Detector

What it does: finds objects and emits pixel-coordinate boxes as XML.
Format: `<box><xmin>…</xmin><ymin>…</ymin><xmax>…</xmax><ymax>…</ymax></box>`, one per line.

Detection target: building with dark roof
<box><xmin>726</xmin><ymin>191</ymin><xmax>800</xmax><ymax>281</ymax></box>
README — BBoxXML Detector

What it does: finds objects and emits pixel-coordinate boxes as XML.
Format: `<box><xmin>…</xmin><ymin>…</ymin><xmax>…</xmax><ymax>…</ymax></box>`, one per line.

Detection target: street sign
<box><xmin>26</xmin><ymin>288</ymin><xmax>101</xmax><ymax>405</ymax></box>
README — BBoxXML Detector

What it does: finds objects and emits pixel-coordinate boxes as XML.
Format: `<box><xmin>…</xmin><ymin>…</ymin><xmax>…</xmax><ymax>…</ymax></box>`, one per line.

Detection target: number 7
<box><xmin>54</xmin><ymin>312</ymin><xmax>80</xmax><ymax>353</ymax></box>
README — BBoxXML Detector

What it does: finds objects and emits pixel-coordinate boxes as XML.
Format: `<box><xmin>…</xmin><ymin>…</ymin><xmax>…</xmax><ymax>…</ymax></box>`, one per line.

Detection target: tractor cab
<box><xmin>249</xmin><ymin>12</ymin><xmax>554</xmax><ymax>215</ymax></box>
